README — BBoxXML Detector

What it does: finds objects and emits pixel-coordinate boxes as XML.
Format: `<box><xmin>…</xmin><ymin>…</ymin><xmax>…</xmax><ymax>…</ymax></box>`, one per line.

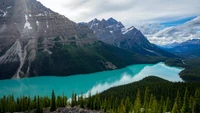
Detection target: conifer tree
<box><xmin>125</xmin><ymin>97</ymin><xmax>132</xmax><ymax>113</ymax></box>
<box><xmin>157</xmin><ymin>96</ymin><xmax>164</xmax><ymax>113</ymax></box>
<box><xmin>193</xmin><ymin>88</ymin><xmax>200</xmax><ymax>113</ymax></box>
<box><xmin>172</xmin><ymin>90</ymin><xmax>181</xmax><ymax>113</ymax></box>
<box><xmin>50</xmin><ymin>90</ymin><xmax>56</xmax><ymax>111</ymax></box>
<box><xmin>189</xmin><ymin>95</ymin><xmax>193</xmax><ymax>113</ymax></box>
<box><xmin>181</xmin><ymin>88</ymin><xmax>189</xmax><ymax>113</ymax></box>
<box><xmin>172</xmin><ymin>100</ymin><xmax>178</xmax><ymax>113</ymax></box>
<box><xmin>36</xmin><ymin>95</ymin><xmax>42</xmax><ymax>113</ymax></box>
<box><xmin>87</xmin><ymin>91</ymin><xmax>92</xmax><ymax>109</ymax></box>
<box><xmin>143</xmin><ymin>86</ymin><xmax>149</xmax><ymax>112</ymax></box>
<box><xmin>151</xmin><ymin>96</ymin><xmax>157</xmax><ymax>113</ymax></box>
<box><xmin>119</xmin><ymin>98</ymin><xmax>126</xmax><ymax>113</ymax></box>
<box><xmin>148</xmin><ymin>94</ymin><xmax>154</xmax><ymax>112</ymax></box>
<box><xmin>133</xmin><ymin>89</ymin><xmax>141</xmax><ymax>113</ymax></box>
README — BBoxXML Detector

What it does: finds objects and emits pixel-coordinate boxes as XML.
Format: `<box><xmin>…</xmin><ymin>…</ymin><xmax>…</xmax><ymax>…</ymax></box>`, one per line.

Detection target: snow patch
<box><xmin>36</xmin><ymin>13</ymin><xmax>44</xmax><ymax>16</ymax></box>
<box><xmin>182</xmin><ymin>60</ymin><xmax>185</xmax><ymax>65</ymax></box>
<box><xmin>7</xmin><ymin>6</ymin><xmax>12</xmax><ymax>9</ymax></box>
<box><xmin>36</xmin><ymin>21</ymin><xmax>39</xmax><ymax>26</ymax></box>
<box><xmin>90</xmin><ymin>22</ymin><xmax>99</xmax><ymax>28</ymax></box>
<box><xmin>143</xmin><ymin>48</ymin><xmax>156</xmax><ymax>53</ymax></box>
<box><xmin>44</xmin><ymin>49</ymin><xmax>52</xmax><ymax>55</ymax></box>
<box><xmin>106</xmin><ymin>25</ymin><xmax>114</xmax><ymax>28</ymax></box>
<box><xmin>46</xmin><ymin>21</ymin><xmax>49</xmax><ymax>28</ymax></box>
<box><xmin>3</xmin><ymin>11</ymin><xmax>7</xmax><ymax>17</ymax></box>
<box><xmin>24</xmin><ymin>15</ymin><xmax>32</xmax><ymax>29</ymax></box>
<box><xmin>122</xmin><ymin>26</ymin><xmax>135</xmax><ymax>34</ymax></box>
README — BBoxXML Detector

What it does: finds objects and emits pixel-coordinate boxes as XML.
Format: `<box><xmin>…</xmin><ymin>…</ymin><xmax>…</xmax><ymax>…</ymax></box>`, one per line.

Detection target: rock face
<box><xmin>82</xmin><ymin>18</ymin><xmax>175</xmax><ymax>57</ymax></box>
<box><xmin>0</xmin><ymin>0</ymin><xmax>153</xmax><ymax>80</ymax></box>
<box><xmin>0</xmin><ymin>0</ymin><xmax>103</xmax><ymax>79</ymax></box>
<box><xmin>0</xmin><ymin>0</ymin><xmax>99</xmax><ymax>79</ymax></box>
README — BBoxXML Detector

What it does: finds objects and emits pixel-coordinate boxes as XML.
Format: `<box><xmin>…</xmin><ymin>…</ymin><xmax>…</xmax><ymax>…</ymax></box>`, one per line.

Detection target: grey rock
<box><xmin>0</xmin><ymin>0</ymin><xmax>97</xmax><ymax>79</ymax></box>
<box><xmin>82</xmin><ymin>18</ymin><xmax>175</xmax><ymax>57</ymax></box>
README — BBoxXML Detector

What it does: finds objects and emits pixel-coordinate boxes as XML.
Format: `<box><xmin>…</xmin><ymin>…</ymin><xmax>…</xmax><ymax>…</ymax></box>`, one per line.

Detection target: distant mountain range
<box><xmin>82</xmin><ymin>18</ymin><xmax>175</xmax><ymax>57</ymax></box>
<box><xmin>161</xmin><ymin>39</ymin><xmax>200</xmax><ymax>58</ymax></box>
<box><xmin>0</xmin><ymin>0</ymin><xmax>166</xmax><ymax>80</ymax></box>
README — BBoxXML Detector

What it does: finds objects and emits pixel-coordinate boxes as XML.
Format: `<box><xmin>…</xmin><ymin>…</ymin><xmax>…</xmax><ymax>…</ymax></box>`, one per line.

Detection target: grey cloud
<box><xmin>38</xmin><ymin>0</ymin><xmax>200</xmax><ymax>45</ymax></box>
<box><xmin>38</xmin><ymin>0</ymin><xmax>200</xmax><ymax>27</ymax></box>
<box><xmin>147</xmin><ymin>16</ymin><xmax>200</xmax><ymax>45</ymax></box>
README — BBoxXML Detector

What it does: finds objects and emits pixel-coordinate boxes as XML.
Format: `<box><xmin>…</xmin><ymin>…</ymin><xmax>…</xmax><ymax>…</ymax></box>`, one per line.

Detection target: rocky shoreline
<box><xmin>14</xmin><ymin>106</ymin><xmax>104</xmax><ymax>113</ymax></box>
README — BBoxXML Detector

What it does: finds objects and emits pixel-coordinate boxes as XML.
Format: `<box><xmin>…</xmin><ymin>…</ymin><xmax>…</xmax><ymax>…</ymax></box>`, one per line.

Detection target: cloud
<box><xmin>147</xmin><ymin>16</ymin><xmax>200</xmax><ymax>45</ymax></box>
<box><xmin>37</xmin><ymin>0</ymin><xmax>200</xmax><ymax>27</ymax></box>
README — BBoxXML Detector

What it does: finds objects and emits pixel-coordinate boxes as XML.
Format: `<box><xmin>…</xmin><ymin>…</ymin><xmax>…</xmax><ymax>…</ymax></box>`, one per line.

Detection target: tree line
<box><xmin>0</xmin><ymin>76</ymin><xmax>200</xmax><ymax>113</ymax></box>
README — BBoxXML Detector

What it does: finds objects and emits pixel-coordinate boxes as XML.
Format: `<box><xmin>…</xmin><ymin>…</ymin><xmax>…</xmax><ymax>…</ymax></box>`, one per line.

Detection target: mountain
<box><xmin>163</xmin><ymin>39</ymin><xmax>200</xmax><ymax>57</ymax></box>
<box><xmin>160</xmin><ymin>42</ymin><xmax>180</xmax><ymax>48</ymax></box>
<box><xmin>0</xmin><ymin>0</ymin><xmax>157</xmax><ymax>80</ymax></box>
<box><xmin>82</xmin><ymin>18</ymin><xmax>175</xmax><ymax>57</ymax></box>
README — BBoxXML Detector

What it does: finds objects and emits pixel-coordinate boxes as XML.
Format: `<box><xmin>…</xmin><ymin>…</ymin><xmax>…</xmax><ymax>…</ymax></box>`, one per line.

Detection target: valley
<box><xmin>0</xmin><ymin>0</ymin><xmax>200</xmax><ymax>113</ymax></box>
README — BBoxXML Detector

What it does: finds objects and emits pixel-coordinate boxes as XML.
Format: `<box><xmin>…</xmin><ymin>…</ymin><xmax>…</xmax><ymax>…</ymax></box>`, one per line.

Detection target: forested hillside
<box><xmin>165</xmin><ymin>58</ymin><xmax>200</xmax><ymax>81</ymax></box>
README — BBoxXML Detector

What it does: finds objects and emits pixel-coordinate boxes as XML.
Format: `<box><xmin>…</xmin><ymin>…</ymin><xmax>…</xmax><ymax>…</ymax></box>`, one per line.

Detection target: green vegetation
<box><xmin>54</xmin><ymin>36</ymin><xmax>61</xmax><ymax>41</ymax></box>
<box><xmin>30</xmin><ymin>41</ymin><xmax>163</xmax><ymax>77</ymax></box>
<box><xmin>165</xmin><ymin>58</ymin><xmax>200</xmax><ymax>82</ymax></box>
<box><xmin>1</xmin><ymin>76</ymin><xmax>200</xmax><ymax>113</ymax></box>
<box><xmin>50</xmin><ymin>90</ymin><xmax>56</xmax><ymax>111</ymax></box>
<box><xmin>0</xmin><ymin>61</ymin><xmax>20</xmax><ymax>79</ymax></box>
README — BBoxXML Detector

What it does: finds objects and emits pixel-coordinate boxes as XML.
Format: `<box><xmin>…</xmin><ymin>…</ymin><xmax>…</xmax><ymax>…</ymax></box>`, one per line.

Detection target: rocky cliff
<box><xmin>0</xmin><ymin>0</ymin><xmax>154</xmax><ymax>80</ymax></box>
<box><xmin>82</xmin><ymin>18</ymin><xmax>175</xmax><ymax>57</ymax></box>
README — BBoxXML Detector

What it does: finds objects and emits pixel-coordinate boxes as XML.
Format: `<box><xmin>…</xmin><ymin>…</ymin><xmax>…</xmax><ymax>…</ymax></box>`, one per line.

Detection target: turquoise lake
<box><xmin>0</xmin><ymin>62</ymin><xmax>183</xmax><ymax>98</ymax></box>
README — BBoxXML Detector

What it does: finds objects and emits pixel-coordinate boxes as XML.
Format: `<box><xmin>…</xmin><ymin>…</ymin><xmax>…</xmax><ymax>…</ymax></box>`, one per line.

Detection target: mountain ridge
<box><xmin>0</xmin><ymin>0</ymin><xmax>162</xmax><ymax>80</ymax></box>
<box><xmin>82</xmin><ymin>18</ymin><xmax>176</xmax><ymax>57</ymax></box>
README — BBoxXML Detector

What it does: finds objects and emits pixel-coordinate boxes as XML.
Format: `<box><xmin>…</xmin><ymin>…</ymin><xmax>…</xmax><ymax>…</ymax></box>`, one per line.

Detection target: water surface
<box><xmin>0</xmin><ymin>62</ymin><xmax>183</xmax><ymax>98</ymax></box>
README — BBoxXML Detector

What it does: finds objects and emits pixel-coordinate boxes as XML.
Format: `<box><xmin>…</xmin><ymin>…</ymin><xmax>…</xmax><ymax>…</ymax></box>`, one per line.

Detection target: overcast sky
<box><xmin>37</xmin><ymin>0</ymin><xmax>200</xmax><ymax>27</ymax></box>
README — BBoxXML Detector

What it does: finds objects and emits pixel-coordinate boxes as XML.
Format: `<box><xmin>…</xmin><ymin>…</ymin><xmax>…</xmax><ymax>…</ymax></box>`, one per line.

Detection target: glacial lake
<box><xmin>0</xmin><ymin>62</ymin><xmax>183</xmax><ymax>98</ymax></box>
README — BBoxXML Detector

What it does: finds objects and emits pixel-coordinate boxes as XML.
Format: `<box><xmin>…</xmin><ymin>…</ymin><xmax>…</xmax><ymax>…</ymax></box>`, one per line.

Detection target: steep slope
<box><xmin>82</xmin><ymin>18</ymin><xmax>175</xmax><ymax>57</ymax></box>
<box><xmin>0</xmin><ymin>0</ymin><xmax>155</xmax><ymax>80</ymax></box>
<box><xmin>163</xmin><ymin>39</ymin><xmax>200</xmax><ymax>57</ymax></box>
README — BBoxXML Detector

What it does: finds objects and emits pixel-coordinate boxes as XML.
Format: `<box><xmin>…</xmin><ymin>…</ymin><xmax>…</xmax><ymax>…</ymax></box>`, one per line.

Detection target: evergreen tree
<box><xmin>125</xmin><ymin>97</ymin><xmax>132</xmax><ymax>113</ymax></box>
<box><xmin>172</xmin><ymin>100</ymin><xmax>178</xmax><ymax>113</ymax></box>
<box><xmin>148</xmin><ymin>94</ymin><xmax>154</xmax><ymax>112</ymax></box>
<box><xmin>181</xmin><ymin>88</ymin><xmax>189</xmax><ymax>113</ymax></box>
<box><xmin>143</xmin><ymin>86</ymin><xmax>149</xmax><ymax>112</ymax></box>
<box><xmin>193</xmin><ymin>88</ymin><xmax>200</xmax><ymax>113</ymax></box>
<box><xmin>50</xmin><ymin>90</ymin><xmax>56</xmax><ymax>111</ymax></box>
<box><xmin>79</xmin><ymin>94</ymin><xmax>84</xmax><ymax>108</ymax></box>
<box><xmin>172</xmin><ymin>90</ymin><xmax>181</xmax><ymax>113</ymax></box>
<box><xmin>36</xmin><ymin>95</ymin><xmax>42</xmax><ymax>113</ymax></box>
<box><xmin>189</xmin><ymin>95</ymin><xmax>193</xmax><ymax>113</ymax></box>
<box><xmin>151</xmin><ymin>96</ymin><xmax>157</xmax><ymax>113</ymax></box>
<box><xmin>133</xmin><ymin>89</ymin><xmax>141</xmax><ymax>113</ymax></box>
<box><xmin>119</xmin><ymin>98</ymin><xmax>126</xmax><ymax>113</ymax></box>
<box><xmin>157</xmin><ymin>96</ymin><xmax>164</xmax><ymax>113</ymax></box>
<box><xmin>87</xmin><ymin>91</ymin><xmax>92</xmax><ymax>109</ymax></box>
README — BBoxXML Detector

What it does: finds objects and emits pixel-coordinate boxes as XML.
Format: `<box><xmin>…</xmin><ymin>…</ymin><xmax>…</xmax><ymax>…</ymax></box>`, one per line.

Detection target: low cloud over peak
<box><xmin>37</xmin><ymin>0</ymin><xmax>200</xmax><ymax>27</ymax></box>
<box><xmin>37</xmin><ymin>0</ymin><xmax>200</xmax><ymax>45</ymax></box>
<box><xmin>147</xmin><ymin>16</ymin><xmax>200</xmax><ymax>45</ymax></box>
